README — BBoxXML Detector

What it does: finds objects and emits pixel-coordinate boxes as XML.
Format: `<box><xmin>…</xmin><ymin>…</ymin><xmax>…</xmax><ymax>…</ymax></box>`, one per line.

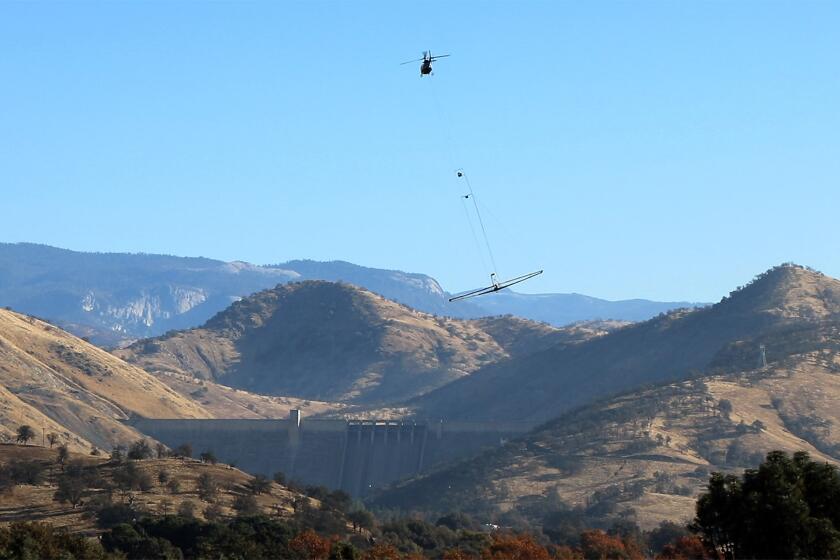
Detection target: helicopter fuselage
<box><xmin>420</xmin><ymin>61</ymin><xmax>433</xmax><ymax>75</ymax></box>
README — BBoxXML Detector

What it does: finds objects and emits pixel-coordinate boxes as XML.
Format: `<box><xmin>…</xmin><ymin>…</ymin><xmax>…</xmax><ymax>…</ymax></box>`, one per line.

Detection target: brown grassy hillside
<box><xmin>156</xmin><ymin>369</ymin><xmax>350</xmax><ymax>419</ymax></box>
<box><xmin>116</xmin><ymin>281</ymin><xmax>596</xmax><ymax>405</ymax></box>
<box><xmin>0</xmin><ymin>444</ymin><xmax>306</xmax><ymax>534</ymax></box>
<box><xmin>371</xmin><ymin>317</ymin><xmax>840</xmax><ymax>530</ymax></box>
<box><xmin>0</xmin><ymin>309</ymin><xmax>210</xmax><ymax>451</ymax></box>
<box><xmin>412</xmin><ymin>264</ymin><xmax>840</xmax><ymax>422</ymax></box>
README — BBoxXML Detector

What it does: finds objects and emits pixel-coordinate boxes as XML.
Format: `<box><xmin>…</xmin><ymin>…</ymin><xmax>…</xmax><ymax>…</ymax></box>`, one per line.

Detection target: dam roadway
<box><xmin>131</xmin><ymin>411</ymin><xmax>535</xmax><ymax>497</ymax></box>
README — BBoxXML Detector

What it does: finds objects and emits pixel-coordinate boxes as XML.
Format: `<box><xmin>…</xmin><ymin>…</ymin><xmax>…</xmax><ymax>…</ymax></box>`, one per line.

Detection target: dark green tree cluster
<box><xmin>54</xmin><ymin>463</ymin><xmax>92</xmax><ymax>508</ymax></box>
<box><xmin>0</xmin><ymin>459</ymin><xmax>46</xmax><ymax>491</ymax></box>
<box><xmin>694</xmin><ymin>450</ymin><xmax>840</xmax><ymax>559</ymax></box>
<box><xmin>0</xmin><ymin>522</ymin><xmax>109</xmax><ymax>560</ymax></box>
<box><xmin>127</xmin><ymin>439</ymin><xmax>154</xmax><ymax>460</ymax></box>
<box><xmin>15</xmin><ymin>425</ymin><xmax>35</xmax><ymax>445</ymax></box>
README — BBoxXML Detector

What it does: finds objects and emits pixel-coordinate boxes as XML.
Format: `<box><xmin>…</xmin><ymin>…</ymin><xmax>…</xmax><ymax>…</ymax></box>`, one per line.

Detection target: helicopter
<box><xmin>400</xmin><ymin>50</ymin><xmax>450</xmax><ymax>76</ymax></box>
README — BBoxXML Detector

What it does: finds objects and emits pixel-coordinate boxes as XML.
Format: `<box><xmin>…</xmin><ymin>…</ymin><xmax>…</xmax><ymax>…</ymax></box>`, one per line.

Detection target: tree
<box><xmin>361</xmin><ymin>543</ymin><xmax>402</xmax><ymax>560</ymax></box>
<box><xmin>247</xmin><ymin>474</ymin><xmax>271</xmax><ymax>495</ymax></box>
<box><xmin>155</xmin><ymin>442</ymin><xmax>168</xmax><ymax>459</ymax></box>
<box><xmin>197</xmin><ymin>473</ymin><xmax>218</xmax><ymax>502</ymax></box>
<box><xmin>481</xmin><ymin>533</ymin><xmax>552</xmax><ymax>560</ymax></box>
<box><xmin>173</xmin><ymin>443</ymin><xmax>192</xmax><ymax>458</ymax></box>
<box><xmin>579</xmin><ymin>530</ymin><xmax>642</xmax><ymax>560</ymax></box>
<box><xmin>656</xmin><ymin>536</ymin><xmax>712</xmax><ymax>560</ymax></box>
<box><xmin>289</xmin><ymin>529</ymin><xmax>332</xmax><ymax>560</ymax></box>
<box><xmin>273</xmin><ymin>471</ymin><xmax>287</xmax><ymax>485</ymax></box>
<box><xmin>648</xmin><ymin>521</ymin><xmax>691</xmax><ymax>554</ymax></box>
<box><xmin>157</xmin><ymin>469</ymin><xmax>170</xmax><ymax>485</ymax></box>
<box><xmin>110</xmin><ymin>444</ymin><xmax>125</xmax><ymax>463</ymax></box>
<box><xmin>554</xmin><ymin>546</ymin><xmax>584</xmax><ymax>560</ymax></box>
<box><xmin>100</xmin><ymin>523</ymin><xmax>181</xmax><ymax>559</ymax></box>
<box><xmin>158</xmin><ymin>498</ymin><xmax>173</xmax><ymax>516</ymax></box>
<box><xmin>128</xmin><ymin>439</ymin><xmax>153</xmax><ymax>460</ymax></box>
<box><xmin>166</xmin><ymin>479</ymin><xmax>181</xmax><ymax>495</ymax></box>
<box><xmin>56</xmin><ymin>444</ymin><xmax>69</xmax><ymax>469</ymax></box>
<box><xmin>693</xmin><ymin>450</ymin><xmax>840</xmax><ymax>560</ymax></box>
<box><xmin>46</xmin><ymin>433</ymin><xmax>59</xmax><ymax>448</ymax></box>
<box><xmin>177</xmin><ymin>500</ymin><xmax>196</xmax><ymax>518</ymax></box>
<box><xmin>54</xmin><ymin>475</ymin><xmax>86</xmax><ymax>508</ymax></box>
<box><xmin>15</xmin><ymin>425</ymin><xmax>35</xmax><ymax>445</ymax></box>
<box><xmin>348</xmin><ymin>509</ymin><xmax>375</xmax><ymax>533</ymax></box>
<box><xmin>0</xmin><ymin>465</ymin><xmax>14</xmax><ymax>495</ymax></box>
<box><xmin>322</xmin><ymin>489</ymin><xmax>352</xmax><ymax>512</ymax></box>
<box><xmin>437</xmin><ymin>512</ymin><xmax>479</xmax><ymax>532</ymax></box>
<box><xmin>8</xmin><ymin>460</ymin><xmax>46</xmax><ymax>485</ymax></box>
<box><xmin>717</xmin><ymin>400</ymin><xmax>733</xmax><ymax>420</ymax></box>
<box><xmin>0</xmin><ymin>522</ymin><xmax>108</xmax><ymax>559</ymax></box>
<box><xmin>443</xmin><ymin>549</ymin><xmax>481</xmax><ymax>560</ymax></box>
<box><xmin>113</xmin><ymin>462</ymin><xmax>152</xmax><ymax>494</ymax></box>
<box><xmin>232</xmin><ymin>493</ymin><xmax>260</xmax><ymax>517</ymax></box>
<box><xmin>138</xmin><ymin>471</ymin><xmax>154</xmax><ymax>491</ymax></box>
<box><xmin>199</xmin><ymin>450</ymin><xmax>217</xmax><ymax>464</ymax></box>
<box><xmin>54</xmin><ymin>461</ymin><xmax>98</xmax><ymax>509</ymax></box>
<box><xmin>203</xmin><ymin>502</ymin><xmax>224</xmax><ymax>522</ymax></box>
<box><xmin>95</xmin><ymin>503</ymin><xmax>136</xmax><ymax>529</ymax></box>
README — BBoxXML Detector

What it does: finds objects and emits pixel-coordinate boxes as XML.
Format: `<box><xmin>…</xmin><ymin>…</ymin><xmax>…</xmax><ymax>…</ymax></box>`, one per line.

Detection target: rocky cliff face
<box><xmin>0</xmin><ymin>243</ymin><xmax>300</xmax><ymax>345</ymax></box>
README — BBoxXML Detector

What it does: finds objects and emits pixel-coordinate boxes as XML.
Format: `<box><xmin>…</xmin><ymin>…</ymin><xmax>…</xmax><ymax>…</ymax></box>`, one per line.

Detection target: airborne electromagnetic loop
<box><xmin>448</xmin><ymin>169</ymin><xmax>543</xmax><ymax>302</ymax></box>
<box><xmin>402</xmin><ymin>49</ymin><xmax>544</xmax><ymax>302</ymax></box>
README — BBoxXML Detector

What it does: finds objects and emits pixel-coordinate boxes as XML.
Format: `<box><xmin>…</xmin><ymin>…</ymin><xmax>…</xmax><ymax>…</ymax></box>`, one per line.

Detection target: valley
<box><xmin>2</xmin><ymin>260</ymin><xmax>840</xmax><ymax>551</ymax></box>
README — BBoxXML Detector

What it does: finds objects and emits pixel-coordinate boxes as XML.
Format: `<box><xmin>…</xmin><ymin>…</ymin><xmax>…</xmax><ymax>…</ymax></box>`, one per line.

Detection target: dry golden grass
<box><xmin>375</xmin><ymin>349</ymin><xmax>840</xmax><ymax>530</ymax></box>
<box><xmin>0</xmin><ymin>309</ymin><xmax>211</xmax><ymax>452</ymax></box>
<box><xmin>155</xmin><ymin>370</ymin><xmax>350</xmax><ymax>419</ymax></box>
<box><xmin>0</xmin><ymin>444</ymin><xmax>304</xmax><ymax>535</ymax></box>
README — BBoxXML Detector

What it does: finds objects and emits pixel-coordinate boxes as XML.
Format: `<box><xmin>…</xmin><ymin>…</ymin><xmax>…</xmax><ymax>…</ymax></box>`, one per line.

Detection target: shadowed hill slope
<box><xmin>412</xmin><ymin>265</ymin><xmax>840</xmax><ymax>423</ymax></box>
<box><xmin>116</xmin><ymin>281</ymin><xmax>605</xmax><ymax>405</ymax></box>
<box><xmin>0</xmin><ymin>309</ymin><xmax>210</xmax><ymax>451</ymax></box>
<box><xmin>371</xmin><ymin>316</ymin><xmax>840</xmax><ymax>530</ymax></box>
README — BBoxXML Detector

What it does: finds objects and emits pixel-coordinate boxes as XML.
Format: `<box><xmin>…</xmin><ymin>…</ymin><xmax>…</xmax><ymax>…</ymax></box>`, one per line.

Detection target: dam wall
<box><xmin>131</xmin><ymin>412</ymin><xmax>533</xmax><ymax>497</ymax></box>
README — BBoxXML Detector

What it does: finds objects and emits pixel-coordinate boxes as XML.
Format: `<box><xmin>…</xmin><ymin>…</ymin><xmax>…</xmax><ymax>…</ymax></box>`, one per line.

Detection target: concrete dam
<box><xmin>132</xmin><ymin>411</ymin><xmax>534</xmax><ymax>497</ymax></box>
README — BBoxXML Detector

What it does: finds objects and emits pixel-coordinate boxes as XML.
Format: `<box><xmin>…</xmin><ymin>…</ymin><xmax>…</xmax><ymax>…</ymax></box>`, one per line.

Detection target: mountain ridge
<box><xmin>370</xmin><ymin>267</ymin><xmax>840</xmax><ymax>529</ymax></box>
<box><xmin>115</xmin><ymin>280</ymin><xmax>608</xmax><ymax>405</ymax></box>
<box><xmin>0</xmin><ymin>242</ymin><xmax>703</xmax><ymax>344</ymax></box>
<box><xmin>409</xmin><ymin>264</ymin><xmax>840</xmax><ymax>423</ymax></box>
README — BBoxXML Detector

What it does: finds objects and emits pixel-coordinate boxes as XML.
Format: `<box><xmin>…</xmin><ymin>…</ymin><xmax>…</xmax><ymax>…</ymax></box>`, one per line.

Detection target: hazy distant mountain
<box><xmin>116</xmin><ymin>281</ymin><xmax>607</xmax><ymax>405</ymax></box>
<box><xmin>465</xmin><ymin>290</ymin><xmax>699</xmax><ymax>325</ymax></box>
<box><xmin>0</xmin><ymin>243</ymin><xmax>702</xmax><ymax>344</ymax></box>
<box><xmin>272</xmin><ymin>260</ymin><xmax>702</xmax><ymax>325</ymax></box>
<box><xmin>410</xmin><ymin>264</ymin><xmax>840</xmax><ymax>423</ymax></box>
<box><xmin>0</xmin><ymin>243</ymin><xmax>300</xmax><ymax>344</ymax></box>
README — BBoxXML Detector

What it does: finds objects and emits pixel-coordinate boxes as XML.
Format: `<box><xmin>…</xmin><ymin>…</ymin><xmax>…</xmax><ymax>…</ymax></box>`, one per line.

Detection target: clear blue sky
<box><xmin>1</xmin><ymin>1</ymin><xmax>838</xmax><ymax>301</ymax></box>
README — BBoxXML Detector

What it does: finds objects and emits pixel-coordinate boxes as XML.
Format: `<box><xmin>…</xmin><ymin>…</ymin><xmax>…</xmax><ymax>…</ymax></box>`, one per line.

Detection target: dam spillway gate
<box><xmin>131</xmin><ymin>412</ymin><xmax>534</xmax><ymax>497</ymax></box>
